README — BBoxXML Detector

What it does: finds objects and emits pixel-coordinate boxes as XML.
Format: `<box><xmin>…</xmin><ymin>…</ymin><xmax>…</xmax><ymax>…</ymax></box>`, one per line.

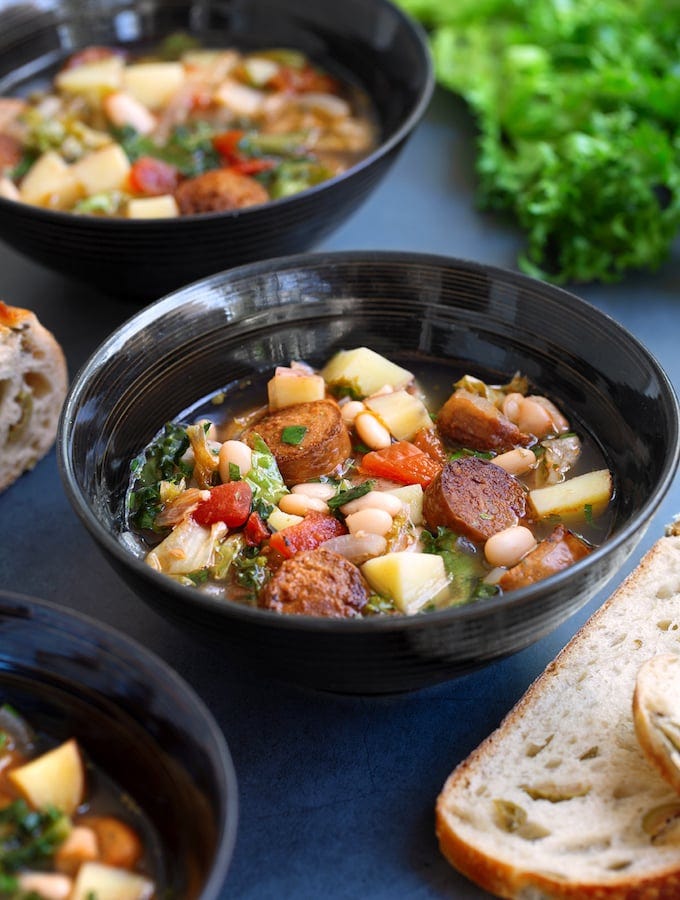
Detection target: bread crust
<box><xmin>0</xmin><ymin>300</ymin><xmax>68</xmax><ymax>491</ymax></box>
<box><xmin>436</xmin><ymin>534</ymin><xmax>680</xmax><ymax>899</ymax></box>
<box><xmin>633</xmin><ymin>654</ymin><xmax>680</xmax><ymax>796</ymax></box>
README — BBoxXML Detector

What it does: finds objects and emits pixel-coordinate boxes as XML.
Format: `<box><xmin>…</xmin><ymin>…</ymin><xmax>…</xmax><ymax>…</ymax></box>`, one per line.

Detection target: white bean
<box><xmin>502</xmin><ymin>392</ymin><xmax>524</xmax><ymax>424</ymax></box>
<box><xmin>341</xmin><ymin>400</ymin><xmax>366</xmax><ymax>426</ymax></box>
<box><xmin>492</xmin><ymin>447</ymin><xmax>537</xmax><ymax>475</ymax></box>
<box><xmin>218</xmin><ymin>440</ymin><xmax>253</xmax><ymax>482</ymax></box>
<box><xmin>484</xmin><ymin>526</ymin><xmax>537</xmax><ymax>568</ymax></box>
<box><xmin>279</xmin><ymin>493</ymin><xmax>328</xmax><ymax>516</ymax></box>
<box><xmin>17</xmin><ymin>873</ymin><xmax>72</xmax><ymax>900</ymax></box>
<box><xmin>355</xmin><ymin>412</ymin><xmax>391</xmax><ymax>450</ymax></box>
<box><xmin>345</xmin><ymin>507</ymin><xmax>393</xmax><ymax>536</ymax></box>
<box><xmin>516</xmin><ymin>397</ymin><xmax>554</xmax><ymax>438</ymax></box>
<box><xmin>341</xmin><ymin>490</ymin><xmax>403</xmax><ymax>516</ymax></box>
<box><xmin>292</xmin><ymin>482</ymin><xmax>336</xmax><ymax>501</ymax></box>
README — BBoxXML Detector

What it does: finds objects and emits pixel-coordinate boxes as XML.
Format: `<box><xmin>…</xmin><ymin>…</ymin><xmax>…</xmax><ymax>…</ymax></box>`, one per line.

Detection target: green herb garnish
<box><xmin>228</xmin><ymin>462</ymin><xmax>242</xmax><ymax>481</ymax></box>
<box><xmin>127</xmin><ymin>423</ymin><xmax>192</xmax><ymax>531</ymax></box>
<box><xmin>421</xmin><ymin>526</ymin><xmax>498</xmax><ymax>606</ymax></box>
<box><xmin>397</xmin><ymin>0</ymin><xmax>680</xmax><ymax>283</ymax></box>
<box><xmin>584</xmin><ymin>503</ymin><xmax>594</xmax><ymax>525</ymax></box>
<box><xmin>0</xmin><ymin>800</ymin><xmax>70</xmax><ymax>876</ymax></box>
<box><xmin>327</xmin><ymin>480</ymin><xmax>375</xmax><ymax>509</ymax></box>
<box><xmin>281</xmin><ymin>425</ymin><xmax>308</xmax><ymax>445</ymax></box>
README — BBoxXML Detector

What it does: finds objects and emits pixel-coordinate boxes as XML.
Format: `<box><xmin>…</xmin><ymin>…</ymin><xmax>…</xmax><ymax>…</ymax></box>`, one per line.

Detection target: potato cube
<box><xmin>365</xmin><ymin>390</ymin><xmax>431</xmax><ymax>441</ymax></box>
<box><xmin>72</xmin><ymin>144</ymin><xmax>131</xmax><ymax>195</ymax></box>
<box><xmin>361</xmin><ymin>551</ymin><xmax>448</xmax><ymax>615</ymax></box>
<box><xmin>321</xmin><ymin>348</ymin><xmax>413</xmax><ymax>399</ymax></box>
<box><xmin>55</xmin><ymin>56</ymin><xmax>124</xmax><ymax>98</ymax></box>
<box><xmin>267</xmin><ymin>508</ymin><xmax>303</xmax><ymax>532</ymax></box>
<box><xmin>267</xmin><ymin>373</ymin><xmax>325</xmax><ymax>410</ymax></box>
<box><xmin>70</xmin><ymin>862</ymin><xmax>154</xmax><ymax>900</ymax></box>
<box><xmin>386</xmin><ymin>484</ymin><xmax>424</xmax><ymax>525</ymax></box>
<box><xmin>19</xmin><ymin>152</ymin><xmax>84</xmax><ymax>209</ymax></box>
<box><xmin>8</xmin><ymin>738</ymin><xmax>84</xmax><ymax>815</ymax></box>
<box><xmin>127</xmin><ymin>195</ymin><xmax>179</xmax><ymax>219</ymax></box>
<box><xmin>123</xmin><ymin>62</ymin><xmax>185</xmax><ymax>109</ymax></box>
<box><xmin>529</xmin><ymin>468</ymin><xmax>613</xmax><ymax>521</ymax></box>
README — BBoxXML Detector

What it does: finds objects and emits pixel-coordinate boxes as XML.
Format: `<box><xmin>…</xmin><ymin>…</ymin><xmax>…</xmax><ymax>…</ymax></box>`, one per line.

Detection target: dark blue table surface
<box><xmin>1</xmin><ymin>87</ymin><xmax>680</xmax><ymax>899</ymax></box>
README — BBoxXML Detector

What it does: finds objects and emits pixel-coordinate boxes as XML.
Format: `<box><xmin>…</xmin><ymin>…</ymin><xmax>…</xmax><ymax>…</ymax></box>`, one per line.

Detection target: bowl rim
<box><xmin>0</xmin><ymin>587</ymin><xmax>239</xmax><ymax>900</ymax></box>
<box><xmin>0</xmin><ymin>0</ymin><xmax>435</xmax><ymax>228</ymax></box>
<box><xmin>58</xmin><ymin>248</ymin><xmax>680</xmax><ymax>636</ymax></box>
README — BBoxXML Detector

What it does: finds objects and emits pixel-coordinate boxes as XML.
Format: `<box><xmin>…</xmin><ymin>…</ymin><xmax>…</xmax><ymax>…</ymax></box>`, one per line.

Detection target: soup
<box><xmin>124</xmin><ymin>348</ymin><xmax>614</xmax><ymax>618</ymax></box>
<box><xmin>0</xmin><ymin>35</ymin><xmax>376</xmax><ymax>218</ymax></box>
<box><xmin>0</xmin><ymin>705</ymin><xmax>159</xmax><ymax>900</ymax></box>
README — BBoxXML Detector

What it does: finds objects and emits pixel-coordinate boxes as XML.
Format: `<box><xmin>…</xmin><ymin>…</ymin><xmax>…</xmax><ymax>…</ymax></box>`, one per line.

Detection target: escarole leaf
<box><xmin>397</xmin><ymin>0</ymin><xmax>680</xmax><ymax>284</ymax></box>
<box><xmin>128</xmin><ymin>423</ymin><xmax>192</xmax><ymax>530</ymax></box>
<box><xmin>244</xmin><ymin>435</ymin><xmax>288</xmax><ymax>507</ymax></box>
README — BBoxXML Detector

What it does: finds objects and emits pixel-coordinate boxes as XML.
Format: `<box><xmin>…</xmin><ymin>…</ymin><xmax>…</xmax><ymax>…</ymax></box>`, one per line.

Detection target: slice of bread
<box><xmin>436</xmin><ymin>527</ymin><xmax>680</xmax><ymax>899</ymax></box>
<box><xmin>634</xmin><ymin>653</ymin><xmax>680</xmax><ymax>797</ymax></box>
<box><xmin>0</xmin><ymin>301</ymin><xmax>68</xmax><ymax>492</ymax></box>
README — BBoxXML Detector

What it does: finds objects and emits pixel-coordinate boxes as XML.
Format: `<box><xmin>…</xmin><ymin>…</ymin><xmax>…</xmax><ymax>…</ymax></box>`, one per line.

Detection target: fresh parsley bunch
<box><xmin>399</xmin><ymin>0</ymin><xmax>680</xmax><ymax>283</ymax></box>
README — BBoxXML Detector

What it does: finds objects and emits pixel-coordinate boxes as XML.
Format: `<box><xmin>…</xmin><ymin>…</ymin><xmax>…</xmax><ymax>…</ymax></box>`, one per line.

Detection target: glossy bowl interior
<box><xmin>0</xmin><ymin>0</ymin><xmax>432</xmax><ymax>300</ymax></box>
<box><xmin>0</xmin><ymin>590</ymin><xmax>238</xmax><ymax>898</ymax></box>
<box><xmin>58</xmin><ymin>251</ymin><xmax>680</xmax><ymax>693</ymax></box>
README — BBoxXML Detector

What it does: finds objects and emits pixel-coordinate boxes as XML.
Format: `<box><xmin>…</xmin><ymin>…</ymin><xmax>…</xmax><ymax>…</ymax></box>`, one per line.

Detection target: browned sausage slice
<box><xmin>498</xmin><ymin>524</ymin><xmax>592</xmax><ymax>591</ymax></box>
<box><xmin>175</xmin><ymin>168</ymin><xmax>269</xmax><ymax>214</ymax></box>
<box><xmin>0</xmin><ymin>134</ymin><xmax>21</xmax><ymax>170</ymax></box>
<box><xmin>243</xmin><ymin>400</ymin><xmax>351</xmax><ymax>485</ymax></box>
<box><xmin>259</xmin><ymin>548</ymin><xmax>369</xmax><ymax>617</ymax></box>
<box><xmin>437</xmin><ymin>389</ymin><xmax>532</xmax><ymax>452</ymax></box>
<box><xmin>423</xmin><ymin>457</ymin><xmax>526</xmax><ymax>542</ymax></box>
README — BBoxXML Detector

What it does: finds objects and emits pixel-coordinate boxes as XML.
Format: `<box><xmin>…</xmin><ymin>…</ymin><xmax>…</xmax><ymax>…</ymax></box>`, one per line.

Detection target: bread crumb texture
<box><xmin>436</xmin><ymin>534</ymin><xmax>680</xmax><ymax>898</ymax></box>
<box><xmin>0</xmin><ymin>300</ymin><xmax>68</xmax><ymax>492</ymax></box>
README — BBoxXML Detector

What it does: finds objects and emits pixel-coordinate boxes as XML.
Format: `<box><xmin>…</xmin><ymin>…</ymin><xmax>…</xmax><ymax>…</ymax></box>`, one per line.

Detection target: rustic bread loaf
<box><xmin>0</xmin><ymin>301</ymin><xmax>68</xmax><ymax>492</ymax></box>
<box><xmin>436</xmin><ymin>527</ymin><xmax>680</xmax><ymax>899</ymax></box>
<box><xmin>634</xmin><ymin>653</ymin><xmax>680</xmax><ymax>797</ymax></box>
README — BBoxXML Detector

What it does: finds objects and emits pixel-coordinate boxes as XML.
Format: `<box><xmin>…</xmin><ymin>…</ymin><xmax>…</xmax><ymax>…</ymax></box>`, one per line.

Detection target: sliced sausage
<box><xmin>175</xmin><ymin>168</ymin><xmax>268</xmax><ymax>214</ymax></box>
<box><xmin>498</xmin><ymin>524</ymin><xmax>592</xmax><ymax>591</ymax></box>
<box><xmin>437</xmin><ymin>389</ymin><xmax>532</xmax><ymax>453</ymax></box>
<box><xmin>423</xmin><ymin>456</ymin><xmax>526</xmax><ymax>542</ymax></box>
<box><xmin>259</xmin><ymin>548</ymin><xmax>369</xmax><ymax>617</ymax></box>
<box><xmin>243</xmin><ymin>400</ymin><xmax>351</xmax><ymax>485</ymax></box>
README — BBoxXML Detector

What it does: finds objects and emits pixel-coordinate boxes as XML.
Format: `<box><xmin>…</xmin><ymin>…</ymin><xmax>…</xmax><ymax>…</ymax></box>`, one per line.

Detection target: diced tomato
<box><xmin>193</xmin><ymin>482</ymin><xmax>253</xmax><ymax>528</ymax></box>
<box><xmin>268</xmin><ymin>64</ymin><xmax>339</xmax><ymax>95</ymax></box>
<box><xmin>228</xmin><ymin>159</ymin><xmax>276</xmax><ymax>176</ymax></box>
<box><xmin>128</xmin><ymin>157</ymin><xmax>179</xmax><ymax>196</ymax></box>
<box><xmin>359</xmin><ymin>441</ymin><xmax>442</xmax><ymax>487</ymax></box>
<box><xmin>244</xmin><ymin>511</ymin><xmax>271</xmax><ymax>546</ymax></box>
<box><xmin>212</xmin><ymin>129</ymin><xmax>246</xmax><ymax>163</ymax></box>
<box><xmin>412</xmin><ymin>426</ymin><xmax>448</xmax><ymax>465</ymax></box>
<box><xmin>62</xmin><ymin>46</ymin><xmax>123</xmax><ymax>69</ymax></box>
<box><xmin>268</xmin><ymin>512</ymin><xmax>346</xmax><ymax>559</ymax></box>
<box><xmin>0</xmin><ymin>134</ymin><xmax>21</xmax><ymax>169</ymax></box>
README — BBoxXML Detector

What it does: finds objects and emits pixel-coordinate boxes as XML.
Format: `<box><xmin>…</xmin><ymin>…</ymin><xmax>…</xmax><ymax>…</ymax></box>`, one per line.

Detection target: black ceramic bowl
<box><xmin>58</xmin><ymin>251</ymin><xmax>680</xmax><ymax>694</ymax></box>
<box><xmin>0</xmin><ymin>590</ymin><xmax>238</xmax><ymax>897</ymax></box>
<box><xmin>0</xmin><ymin>0</ymin><xmax>432</xmax><ymax>301</ymax></box>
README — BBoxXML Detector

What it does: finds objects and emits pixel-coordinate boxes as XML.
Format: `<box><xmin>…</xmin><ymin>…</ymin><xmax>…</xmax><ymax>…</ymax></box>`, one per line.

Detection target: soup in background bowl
<box><xmin>0</xmin><ymin>590</ymin><xmax>238</xmax><ymax>897</ymax></box>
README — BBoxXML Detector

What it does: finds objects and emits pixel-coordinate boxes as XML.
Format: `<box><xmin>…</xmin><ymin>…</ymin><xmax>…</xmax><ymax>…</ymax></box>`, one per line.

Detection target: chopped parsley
<box><xmin>229</xmin><ymin>462</ymin><xmax>242</xmax><ymax>482</ymax></box>
<box><xmin>280</xmin><ymin>425</ymin><xmax>308</xmax><ymax>445</ymax></box>
<box><xmin>0</xmin><ymin>800</ymin><xmax>70</xmax><ymax>876</ymax></box>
